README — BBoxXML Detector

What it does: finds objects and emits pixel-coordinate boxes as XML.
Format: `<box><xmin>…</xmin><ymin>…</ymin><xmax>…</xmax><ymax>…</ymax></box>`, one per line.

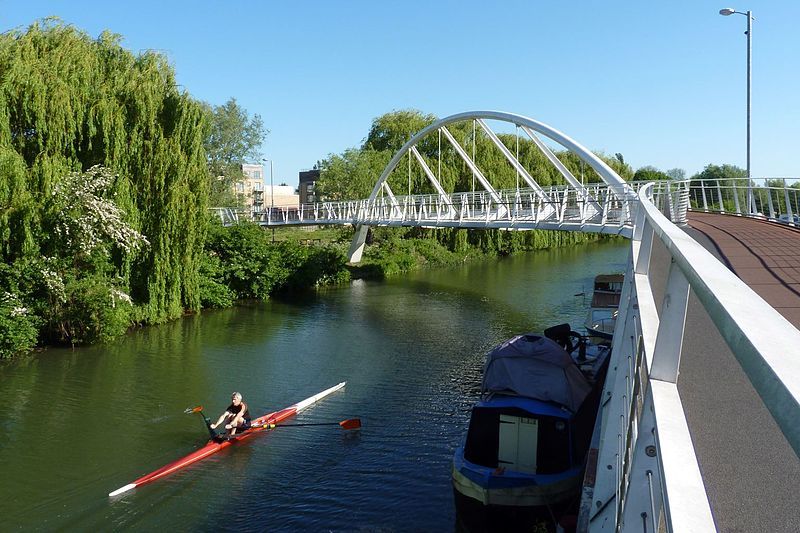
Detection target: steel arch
<box><xmin>348</xmin><ymin>110</ymin><xmax>635</xmax><ymax>262</ymax></box>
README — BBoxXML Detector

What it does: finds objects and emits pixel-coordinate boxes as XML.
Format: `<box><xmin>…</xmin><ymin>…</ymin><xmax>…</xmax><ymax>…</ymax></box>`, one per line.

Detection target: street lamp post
<box><xmin>261</xmin><ymin>158</ymin><xmax>274</xmax><ymax>212</ymax></box>
<box><xmin>720</xmin><ymin>7</ymin><xmax>753</xmax><ymax>214</ymax></box>
<box><xmin>262</xmin><ymin>158</ymin><xmax>275</xmax><ymax>242</ymax></box>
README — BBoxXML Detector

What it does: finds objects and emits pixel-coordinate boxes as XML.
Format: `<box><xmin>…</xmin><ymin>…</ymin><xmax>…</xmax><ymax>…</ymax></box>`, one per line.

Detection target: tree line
<box><xmin>0</xmin><ymin>21</ymin><xmax>344</xmax><ymax>358</ymax></box>
<box><xmin>2</xmin><ymin>21</ymin><xmax>769</xmax><ymax>359</ymax></box>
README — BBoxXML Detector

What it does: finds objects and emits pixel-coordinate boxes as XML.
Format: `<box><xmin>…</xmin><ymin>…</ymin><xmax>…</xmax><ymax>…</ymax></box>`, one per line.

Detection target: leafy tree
<box><xmin>666</xmin><ymin>168</ymin><xmax>686</xmax><ymax>180</ymax></box>
<box><xmin>691</xmin><ymin>164</ymin><xmax>747</xmax><ymax>182</ymax></box>
<box><xmin>0</xmin><ymin>20</ymin><xmax>209</xmax><ymax>326</ymax></box>
<box><xmin>316</xmin><ymin>148</ymin><xmax>390</xmax><ymax>201</ymax></box>
<box><xmin>197</xmin><ymin>252</ymin><xmax>236</xmax><ymax>308</ymax></box>
<box><xmin>364</xmin><ymin>110</ymin><xmax>437</xmax><ymax>152</ymax></box>
<box><xmin>204</xmin><ymin>98</ymin><xmax>267</xmax><ymax>206</ymax></box>
<box><xmin>633</xmin><ymin>166</ymin><xmax>671</xmax><ymax>182</ymax></box>
<box><xmin>556</xmin><ymin>151</ymin><xmax>634</xmax><ymax>183</ymax></box>
<box><xmin>691</xmin><ymin>164</ymin><xmax>748</xmax><ymax>213</ymax></box>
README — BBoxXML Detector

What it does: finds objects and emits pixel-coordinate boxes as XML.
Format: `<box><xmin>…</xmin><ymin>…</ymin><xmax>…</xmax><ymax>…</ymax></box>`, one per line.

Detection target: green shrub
<box><xmin>205</xmin><ymin>223</ymin><xmax>287</xmax><ymax>299</ymax></box>
<box><xmin>50</xmin><ymin>276</ymin><xmax>132</xmax><ymax>345</ymax></box>
<box><xmin>0</xmin><ymin>292</ymin><xmax>41</xmax><ymax>359</ymax></box>
<box><xmin>197</xmin><ymin>254</ymin><xmax>236</xmax><ymax>308</ymax></box>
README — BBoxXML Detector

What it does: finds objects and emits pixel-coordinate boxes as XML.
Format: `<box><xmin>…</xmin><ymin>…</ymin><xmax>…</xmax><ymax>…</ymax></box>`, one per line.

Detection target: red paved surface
<box><xmin>687</xmin><ymin>211</ymin><xmax>800</xmax><ymax>328</ymax></box>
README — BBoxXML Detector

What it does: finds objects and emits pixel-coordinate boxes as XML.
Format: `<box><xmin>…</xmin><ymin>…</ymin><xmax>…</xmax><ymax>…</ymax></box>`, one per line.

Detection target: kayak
<box><xmin>109</xmin><ymin>382</ymin><xmax>346</xmax><ymax>497</ymax></box>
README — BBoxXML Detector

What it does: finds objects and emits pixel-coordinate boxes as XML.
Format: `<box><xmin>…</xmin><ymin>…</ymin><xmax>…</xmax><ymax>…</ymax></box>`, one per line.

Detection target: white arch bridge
<box><xmin>216</xmin><ymin>111</ymin><xmax>800</xmax><ymax>532</ymax></box>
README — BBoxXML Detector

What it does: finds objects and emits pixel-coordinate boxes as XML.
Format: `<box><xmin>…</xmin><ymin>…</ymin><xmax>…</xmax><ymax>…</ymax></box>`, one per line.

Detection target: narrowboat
<box><xmin>584</xmin><ymin>274</ymin><xmax>624</xmax><ymax>340</ymax></box>
<box><xmin>452</xmin><ymin>324</ymin><xmax>610</xmax><ymax>521</ymax></box>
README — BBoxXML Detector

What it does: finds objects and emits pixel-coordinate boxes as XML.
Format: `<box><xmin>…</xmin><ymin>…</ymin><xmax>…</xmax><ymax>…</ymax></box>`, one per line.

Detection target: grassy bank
<box><xmin>271</xmin><ymin>225</ymin><xmax>618</xmax><ymax>280</ymax></box>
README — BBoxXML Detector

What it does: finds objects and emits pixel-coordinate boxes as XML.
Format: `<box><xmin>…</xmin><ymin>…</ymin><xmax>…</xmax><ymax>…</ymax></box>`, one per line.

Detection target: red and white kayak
<box><xmin>109</xmin><ymin>382</ymin><xmax>346</xmax><ymax>497</ymax></box>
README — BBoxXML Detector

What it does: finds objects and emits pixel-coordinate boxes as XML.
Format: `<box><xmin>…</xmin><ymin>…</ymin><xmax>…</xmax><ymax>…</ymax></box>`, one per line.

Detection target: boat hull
<box><xmin>109</xmin><ymin>382</ymin><xmax>346</xmax><ymax>497</ymax></box>
<box><xmin>452</xmin><ymin>446</ymin><xmax>582</xmax><ymax>507</ymax></box>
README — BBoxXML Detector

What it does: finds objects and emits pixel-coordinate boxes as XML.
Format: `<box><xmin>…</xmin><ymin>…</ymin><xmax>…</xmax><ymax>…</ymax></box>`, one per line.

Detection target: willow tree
<box><xmin>0</xmin><ymin>20</ymin><xmax>209</xmax><ymax>324</ymax></box>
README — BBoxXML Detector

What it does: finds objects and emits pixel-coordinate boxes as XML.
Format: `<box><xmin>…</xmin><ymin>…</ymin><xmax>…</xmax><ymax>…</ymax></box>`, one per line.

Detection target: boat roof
<box><xmin>476</xmin><ymin>395</ymin><xmax>571</xmax><ymax>419</ymax></box>
<box><xmin>482</xmin><ymin>333</ymin><xmax>592</xmax><ymax>412</ymax></box>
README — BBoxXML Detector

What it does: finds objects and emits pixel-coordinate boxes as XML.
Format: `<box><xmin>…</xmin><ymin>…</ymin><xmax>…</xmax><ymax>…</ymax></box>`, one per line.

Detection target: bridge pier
<box><xmin>347</xmin><ymin>225</ymin><xmax>369</xmax><ymax>264</ymax></box>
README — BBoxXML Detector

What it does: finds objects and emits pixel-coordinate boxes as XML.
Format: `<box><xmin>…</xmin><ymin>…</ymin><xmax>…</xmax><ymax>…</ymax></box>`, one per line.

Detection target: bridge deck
<box><xmin>648</xmin><ymin>211</ymin><xmax>800</xmax><ymax>531</ymax></box>
<box><xmin>688</xmin><ymin>211</ymin><xmax>800</xmax><ymax>327</ymax></box>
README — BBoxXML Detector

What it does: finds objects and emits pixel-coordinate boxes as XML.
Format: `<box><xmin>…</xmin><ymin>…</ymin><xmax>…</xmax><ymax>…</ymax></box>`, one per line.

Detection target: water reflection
<box><xmin>0</xmin><ymin>240</ymin><xmax>628</xmax><ymax>530</ymax></box>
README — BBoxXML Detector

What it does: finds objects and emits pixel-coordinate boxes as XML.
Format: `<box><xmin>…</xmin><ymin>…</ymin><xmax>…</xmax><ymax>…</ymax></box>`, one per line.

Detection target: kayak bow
<box><xmin>109</xmin><ymin>382</ymin><xmax>346</xmax><ymax>497</ymax></box>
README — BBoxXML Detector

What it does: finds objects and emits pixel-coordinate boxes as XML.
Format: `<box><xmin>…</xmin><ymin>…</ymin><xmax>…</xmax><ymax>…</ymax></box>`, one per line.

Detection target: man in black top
<box><xmin>210</xmin><ymin>392</ymin><xmax>251</xmax><ymax>435</ymax></box>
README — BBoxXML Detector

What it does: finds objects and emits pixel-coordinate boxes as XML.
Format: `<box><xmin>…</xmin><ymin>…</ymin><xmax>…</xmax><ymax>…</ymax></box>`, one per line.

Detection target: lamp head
<box><xmin>719</xmin><ymin>8</ymin><xmax>736</xmax><ymax>16</ymax></box>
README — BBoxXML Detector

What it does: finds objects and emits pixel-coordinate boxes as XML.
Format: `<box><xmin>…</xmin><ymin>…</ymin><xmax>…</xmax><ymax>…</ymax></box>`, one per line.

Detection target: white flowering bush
<box><xmin>39</xmin><ymin>256</ymin><xmax>67</xmax><ymax>304</ymax></box>
<box><xmin>52</xmin><ymin>165</ymin><xmax>149</xmax><ymax>257</ymax></box>
<box><xmin>50</xmin><ymin>275</ymin><xmax>133</xmax><ymax>345</ymax></box>
<box><xmin>0</xmin><ymin>292</ymin><xmax>40</xmax><ymax>358</ymax></box>
<box><xmin>26</xmin><ymin>166</ymin><xmax>146</xmax><ymax>347</ymax></box>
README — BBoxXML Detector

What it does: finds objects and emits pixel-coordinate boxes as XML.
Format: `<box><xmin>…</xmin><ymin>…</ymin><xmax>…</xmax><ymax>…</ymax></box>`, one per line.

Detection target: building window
<box><xmin>253</xmin><ymin>171</ymin><xmax>261</xmax><ymax>180</ymax></box>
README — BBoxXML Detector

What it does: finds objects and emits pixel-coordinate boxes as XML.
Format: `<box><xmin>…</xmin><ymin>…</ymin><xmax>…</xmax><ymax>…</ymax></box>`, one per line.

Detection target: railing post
<box><xmin>701</xmin><ymin>180</ymin><xmax>709</xmax><ymax>212</ymax></box>
<box><xmin>732</xmin><ymin>180</ymin><xmax>742</xmax><ymax>214</ymax></box>
<box><xmin>766</xmin><ymin>182</ymin><xmax>776</xmax><ymax>219</ymax></box>
<box><xmin>716</xmin><ymin>180</ymin><xmax>725</xmax><ymax>213</ymax></box>
<box><xmin>784</xmin><ymin>178</ymin><xmax>795</xmax><ymax>225</ymax></box>
<box><xmin>650</xmin><ymin>261</ymin><xmax>690</xmax><ymax>382</ymax></box>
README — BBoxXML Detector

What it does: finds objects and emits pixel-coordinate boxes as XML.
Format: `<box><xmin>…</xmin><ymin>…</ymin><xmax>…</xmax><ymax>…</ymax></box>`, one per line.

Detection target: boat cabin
<box><xmin>589</xmin><ymin>273</ymin><xmax>624</xmax><ymax>308</ymax></box>
<box><xmin>462</xmin><ymin>393</ymin><xmax>599</xmax><ymax>476</ymax></box>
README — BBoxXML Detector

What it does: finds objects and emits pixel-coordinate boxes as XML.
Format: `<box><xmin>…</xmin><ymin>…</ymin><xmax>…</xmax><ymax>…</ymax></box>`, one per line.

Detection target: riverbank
<box><xmin>0</xmin><ymin>239</ymin><xmax>630</xmax><ymax>530</ymax></box>
<box><xmin>268</xmin><ymin>224</ymin><xmax>617</xmax><ymax>280</ymax></box>
<box><xmin>1</xmin><ymin>223</ymin><xmax>619</xmax><ymax>359</ymax></box>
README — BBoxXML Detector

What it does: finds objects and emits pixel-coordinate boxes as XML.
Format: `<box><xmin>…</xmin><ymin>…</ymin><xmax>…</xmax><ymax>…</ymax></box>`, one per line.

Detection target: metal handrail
<box><xmin>687</xmin><ymin>177</ymin><xmax>800</xmax><ymax>226</ymax></box>
<box><xmin>592</xmin><ymin>182</ymin><xmax>800</xmax><ymax>532</ymax></box>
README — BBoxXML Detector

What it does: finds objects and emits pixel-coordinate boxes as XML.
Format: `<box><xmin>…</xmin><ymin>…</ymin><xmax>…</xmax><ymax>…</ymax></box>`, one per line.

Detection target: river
<box><xmin>0</xmin><ymin>240</ymin><xmax>628</xmax><ymax>531</ymax></box>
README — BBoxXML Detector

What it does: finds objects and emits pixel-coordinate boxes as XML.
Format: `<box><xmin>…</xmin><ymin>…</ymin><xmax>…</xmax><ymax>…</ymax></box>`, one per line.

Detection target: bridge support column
<box><xmin>347</xmin><ymin>225</ymin><xmax>370</xmax><ymax>264</ymax></box>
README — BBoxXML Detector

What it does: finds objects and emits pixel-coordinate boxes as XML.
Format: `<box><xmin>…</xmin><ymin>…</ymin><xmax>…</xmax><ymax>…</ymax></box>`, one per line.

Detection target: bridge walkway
<box><xmin>687</xmin><ymin>212</ymin><xmax>800</xmax><ymax>326</ymax></box>
<box><xmin>646</xmin><ymin>211</ymin><xmax>800</xmax><ymax>532</ymax></box>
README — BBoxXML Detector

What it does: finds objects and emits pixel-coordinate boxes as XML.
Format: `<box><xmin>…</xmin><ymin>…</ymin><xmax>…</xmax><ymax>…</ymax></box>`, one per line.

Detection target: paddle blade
<box><xmin>339</xmin><ymin>418</ymin><xmax>361</xmax><ymax>430</ymax></box>
<box><xmin>184</xmin><ymin>406</ymin><xmax>203</xmax><ymax>414</ymax></box>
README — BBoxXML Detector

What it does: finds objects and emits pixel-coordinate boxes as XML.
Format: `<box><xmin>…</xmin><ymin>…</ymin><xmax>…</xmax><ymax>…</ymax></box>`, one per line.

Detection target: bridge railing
<box><xmin>247</xmin><ymin>181</ymin><xmax>691</xmax><ymax>232</ymax></box>
<box><xmin>588</xmin><ymin>182</ymin><xmax>800</xmax><ymax>532</ymax></box>
<box><xmin>688</xmin><ymin>177</ymin><xmax>800</xmax><ymax>226</ymax></box>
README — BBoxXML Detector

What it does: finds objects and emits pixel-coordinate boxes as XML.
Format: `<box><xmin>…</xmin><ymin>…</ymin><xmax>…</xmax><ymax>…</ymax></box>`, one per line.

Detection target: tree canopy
<box><xmin>204</xmin><ymin>98</ymin><xmax>267</xmax><ymax>206</ymax></box>
<box><xmin>633</xmin><ymin>166</ymin><xmax>671</xmax><ymax>181</ymax></box>
<box><xmin>691</xmin><ymin>163</ymin><xmax>747</xmax><ymax>182</ymax></box>
<box><xmin>0</xmin><ymin>20</ymin><xmax>209</xmax><ymax>329</ymax></box>
<box><xmin>315</xmin><ymin>109</ymin><xmax>636</xmax><ymax>201</ymax></box>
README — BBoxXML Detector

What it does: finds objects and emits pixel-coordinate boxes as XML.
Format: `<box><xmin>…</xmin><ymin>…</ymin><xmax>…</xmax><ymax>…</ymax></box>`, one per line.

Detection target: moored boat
<box><xmin>452</xmin><ymin>325</ymin><xmax>610</xmax><ymax>520</ymax></box>
<box><xmin>109</xmin><ymin>382</ymin><xmax>346</xmax><ymax>497</ymax></box>
<box><xmin>584</xmin><ymin>274</ymin><xmax>624</xmax><ymax>340</ymax></box>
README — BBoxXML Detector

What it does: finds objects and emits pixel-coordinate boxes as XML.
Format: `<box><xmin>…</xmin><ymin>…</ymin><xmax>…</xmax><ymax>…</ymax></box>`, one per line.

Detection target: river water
<box><xmin>1</xmin><ymin>240</ymin><xmax>628</xmax><ymax>531</ymax></box>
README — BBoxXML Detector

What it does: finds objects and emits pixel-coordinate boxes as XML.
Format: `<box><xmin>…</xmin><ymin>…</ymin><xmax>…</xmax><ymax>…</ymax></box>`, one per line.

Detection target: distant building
<box><xmin>240</xmin><ymin>163</ymin><xmax>265</xmax><ymax>212</ymax></box>
<box><xmin>265</xmin><ymin>185</ymin><xmax>299</xmax><ymax>209</ymax></box>
<box><xmin>299</xmin><ymin>169</ymin><xmax>320</xmax><ymax>204</ymax></box>
<box><xmin>238</xmin><ymin>164</ymin><xmax>299</xmax><ymax>212</ymax></box>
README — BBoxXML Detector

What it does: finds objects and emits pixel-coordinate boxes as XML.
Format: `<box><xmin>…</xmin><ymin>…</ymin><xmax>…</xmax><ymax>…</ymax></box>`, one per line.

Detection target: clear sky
<box><xmin>3</xmin><ymin>1</ymin><xmax>799</xmax><ymax>186</ymax></box>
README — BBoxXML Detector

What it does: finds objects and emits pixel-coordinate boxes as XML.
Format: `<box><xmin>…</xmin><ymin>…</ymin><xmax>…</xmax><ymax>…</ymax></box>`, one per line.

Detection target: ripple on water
<box><xmin>0</xmin><ymin>242</ymin><xmax>629</xmax><ymax>530</ymax></box>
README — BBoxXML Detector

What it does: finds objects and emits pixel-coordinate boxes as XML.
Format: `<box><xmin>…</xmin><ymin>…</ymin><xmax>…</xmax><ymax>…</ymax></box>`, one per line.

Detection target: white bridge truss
<box><xmin>212</xmin><ymin>111</ymin><xmax>799</xmax><ymax>532</ymax></box>
<box><xmin>247</xmin><ymin>182</ymin><xmax>679</xmax><ymax>235</ymax></box>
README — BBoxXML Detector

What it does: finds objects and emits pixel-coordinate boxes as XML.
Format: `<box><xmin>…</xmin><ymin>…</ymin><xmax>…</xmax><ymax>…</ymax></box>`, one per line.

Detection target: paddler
<box><xmin>210</xmin><ymin>392</ymin><xmax>251</xmax><ymax>435</ymax></box>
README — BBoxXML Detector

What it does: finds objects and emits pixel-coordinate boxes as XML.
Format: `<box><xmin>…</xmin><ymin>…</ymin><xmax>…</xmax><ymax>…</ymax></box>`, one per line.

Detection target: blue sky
<box><xmin>3</xmin><ymin>1</ymin><xmax>799</xmax><ymax>186</ymax></box>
